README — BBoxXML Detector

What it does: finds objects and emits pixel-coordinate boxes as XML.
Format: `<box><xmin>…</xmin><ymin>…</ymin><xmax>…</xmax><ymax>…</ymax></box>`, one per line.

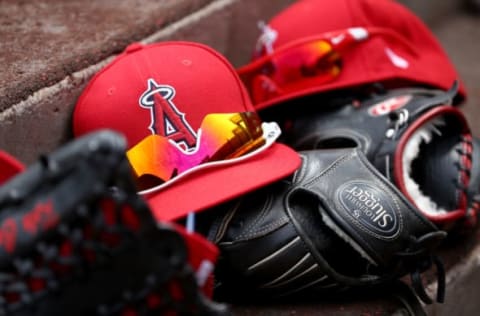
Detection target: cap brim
<box><xmin>238</xmin><ymin>38</ymin><xmax>466</xmax><ymax>111</ymax></box>
<box><xmin>0</xmin><ymin>151</ymin><xmax>25</xmax><ymax>185</ymax></box>
<box><xmin>248</xmin><ymin>72</ymin><xmax>465</xmax><ymax>112</ymax></box>
<box><xmin>144</xmin><ymin>143</ymin><xmax>300</xmax><ymax>221</ymax></box>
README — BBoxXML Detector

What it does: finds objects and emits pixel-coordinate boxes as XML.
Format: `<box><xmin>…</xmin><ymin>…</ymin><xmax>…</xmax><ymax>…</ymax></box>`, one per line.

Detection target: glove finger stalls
<box><xmin>212</xmin><ymin>180</ymin><xmax>362</xmax><ymax>301</ymax></box>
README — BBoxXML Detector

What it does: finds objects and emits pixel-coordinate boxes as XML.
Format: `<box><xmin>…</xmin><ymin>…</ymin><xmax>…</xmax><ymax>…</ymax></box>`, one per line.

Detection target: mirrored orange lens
<box><xmin>238</xmin><ymin>27</ymin><xmax>376</xmax><ymax>103</ymax></box>
<box><xmin>239</xmin><ymin>39</ymin><xmax>342</xmax><ymax>103</ymax></box>
<box><xmin>269</xmin><ymin>40</ymin><xmax>339</xmax><ymax>85</ymax></box>
<box><xmin>241</xmin><ymin>41</ymin><xmax>341</xmax><ymax>103</ymax></box>
<box><xmin>127</xmin><ymin>112</ymin><xmax>266</xmax><ymax>184</ymax></box>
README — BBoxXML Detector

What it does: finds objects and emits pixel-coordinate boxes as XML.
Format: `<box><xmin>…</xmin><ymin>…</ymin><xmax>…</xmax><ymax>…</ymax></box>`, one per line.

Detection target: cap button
<box><xmin>125</xmin><ymin>43</ymin><xmax>144</xmax><ymax>53</ymax></box>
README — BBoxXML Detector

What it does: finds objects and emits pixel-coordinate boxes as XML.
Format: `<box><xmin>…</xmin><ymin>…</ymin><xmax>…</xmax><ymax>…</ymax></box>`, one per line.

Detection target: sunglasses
<box><xmin>238</xmin><ymin>26</ymin><xmax>416</xmax><ymax>104</ymax></box>
<box><xmin>127</xmin><ymin>112</ymin><xmax>281</xmax><ymax>192</ymax></box>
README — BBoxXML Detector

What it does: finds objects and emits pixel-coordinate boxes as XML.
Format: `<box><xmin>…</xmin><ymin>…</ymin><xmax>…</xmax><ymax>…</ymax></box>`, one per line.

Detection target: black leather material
<box><xmin>410</xmin><ymin>125</ymin><xmax>470</xmax><ymax>211</ymax></box>
<box><xmin>275</xmin><ymin>83</ymin><xmax>477</xmax><ymax>225</ymax></box>
<box><xmin>283</xmin><ymin>86</ymin><xmax>459</xmax><ymax>172</ymax></box>
<box><xmin>210</xmin><ymin>148</ymin><xmax>445</xmax><ymax>301</ymax></box>
<box><xmin>0</xmin><ymin>131</ymin><xmax>229</xmax><ymax>316</ymax></box>
<box><xmin>290</xmin><ymin>149</ymin><xmax>443</xmax><ymax>266</ymax></box>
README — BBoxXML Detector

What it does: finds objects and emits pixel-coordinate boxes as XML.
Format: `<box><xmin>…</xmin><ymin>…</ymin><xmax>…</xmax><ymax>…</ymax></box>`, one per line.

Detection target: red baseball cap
<box><xmin>238</xmin><ymin>0</ymin><xmax>466</xmax><ymax>110</ymax></box>
<box><xmin>0</xmin><ymin>150</ymin><xmax>24</xmax><ymax>185</ymax></box>
<box><xmin>73</xmin><ymin>41</ymin><xmax>301</xmax><ymax>221</ymax></box>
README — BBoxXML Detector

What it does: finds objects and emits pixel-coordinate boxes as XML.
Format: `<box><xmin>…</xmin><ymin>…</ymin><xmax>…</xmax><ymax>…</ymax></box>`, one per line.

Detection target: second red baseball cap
<box><xmin>73</xmin><ymin>41</ymin><xmax>301</xmax><ymax>221</ymax></box>
<box><xmin>238</xmin><ymin>0</ymin><xmax>466</xmax><ymax>110</ymax></box>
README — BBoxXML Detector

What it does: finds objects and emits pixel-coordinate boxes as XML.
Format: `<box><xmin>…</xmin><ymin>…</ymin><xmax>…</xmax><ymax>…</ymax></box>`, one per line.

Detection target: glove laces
<box><xmin>394</xmin><ymin>232</ymin><xmax>446</xmax><ymax>304</ymax></box>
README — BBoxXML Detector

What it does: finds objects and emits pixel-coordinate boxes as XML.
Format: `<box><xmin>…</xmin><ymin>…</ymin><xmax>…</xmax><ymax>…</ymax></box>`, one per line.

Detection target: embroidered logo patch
<box><xmin>337</xmin><ymin>181</ymin><xmax>400</xmax><ymax>239</ymax></box>
<box><xmin>139</xmin><ymin>78</ymin><xmax>197</xmax><ymax>151</ymax></box>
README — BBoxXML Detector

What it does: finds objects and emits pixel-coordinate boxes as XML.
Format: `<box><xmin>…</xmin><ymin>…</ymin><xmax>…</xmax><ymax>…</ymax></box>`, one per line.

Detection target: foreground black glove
<box><xmin>207</xmin><ymin>148</ymin><xmax>446</xmax><ymax>304</ymax></box>
<box><xmin>0</xmin><ymin>130</ymin><xmax>228</xmax><ymax>316</ymax></box>
<box><xmin>270</xmin><ymin>82</ymin><xmax>479</xmax><ymax>229</ymax></box>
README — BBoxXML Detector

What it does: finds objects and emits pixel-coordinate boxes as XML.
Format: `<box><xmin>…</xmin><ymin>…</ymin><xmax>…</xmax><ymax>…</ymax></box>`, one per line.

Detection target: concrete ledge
<box><xmin>430</xmin><ymin>13</ymin><xmax>480</xmax><ymax>137</ymax></box>
<box><xmin>0</xmin><ymin>0</ymin><xmax>295</xmax><ymax>164</ymax></box>
<box><xmin>0</xmin><ymin>0</ymin><xmax>216</xmax><ymax>112</ymax></box>
<box><xmin>400</xmin><ymin>0</ymin><xmax>462</xmax><ymax>25</ymax></box>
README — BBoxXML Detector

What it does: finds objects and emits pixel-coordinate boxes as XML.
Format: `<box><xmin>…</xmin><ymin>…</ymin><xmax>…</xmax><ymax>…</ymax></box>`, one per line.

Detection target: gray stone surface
<box><xmin>0</xmin><ymin>0</ymin><xmax>215</xmax><ymax>112</ymax></box>
<box><xmin>0</xmin><ymin>0</ymin><xmax>295</xmax><ymax>164</ymax></box>
<box><xmin>431</xmin><ymin>12</ymin><xmax>480</xmax><ymax>137</ymax></box>
<box><xmin>426</xmin><ymin>239</ymin><xmax>480</xmax><ymax>315</ymax></box>
<box><xmin>400</xmin><ymin>0</ymin><xmax>461</xmax><ymax>25</ymax></box>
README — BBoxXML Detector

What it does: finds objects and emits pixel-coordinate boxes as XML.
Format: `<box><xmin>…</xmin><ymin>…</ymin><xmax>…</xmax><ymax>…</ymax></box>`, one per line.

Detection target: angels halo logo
<box><xmin>337</xmin><ymin>181</ymin><xmax>400</xmax><ymax>239</ymax></box>
<box><xmin>139</xmin><ymin>78</ymin><xmax>197</xmax><ymax>151</ymax></box>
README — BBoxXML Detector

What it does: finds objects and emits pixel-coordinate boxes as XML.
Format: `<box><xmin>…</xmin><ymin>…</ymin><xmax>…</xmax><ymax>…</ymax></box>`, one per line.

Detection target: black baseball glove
<box><xmin>264</xmin><ymin>82</ymin><xmax>479</xmax><ymax>229</ymax></box>
<box><xmin>0</xmin><ymin>130</ymin><xmax>228</xmax><ymax>316</ymax></box>
<box><xmin>207</xmin><ymin>148</ymin><xmax>446</xmax><ymax>305</ymax></box>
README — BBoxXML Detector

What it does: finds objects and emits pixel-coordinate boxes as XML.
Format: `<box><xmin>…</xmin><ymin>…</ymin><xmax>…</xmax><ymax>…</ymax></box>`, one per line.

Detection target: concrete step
<box><xmin>0</xmin><ymin>0</ymin><xmax>296</xmax><ymax>164</ymax></box>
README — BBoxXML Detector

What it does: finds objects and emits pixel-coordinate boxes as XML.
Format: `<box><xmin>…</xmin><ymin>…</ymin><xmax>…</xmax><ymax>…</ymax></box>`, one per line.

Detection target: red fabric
<box><xmin>73</xmin><ymin>41</ymin><xmax>300</xmax><ymax>220</ymax></box>
<box><xmin>0</xmin><ymin>150</ymin><xmax>24</xmax><ymax>185</ymax></box>
<box><xmin>171</xmin><ymin>223</ymin><xmax>219</xmax><ymax>298</ymax></box>
<box><xmin>240</xmin><ymin>0</ymin><xmax>466</xmax><ymax>110</ymax></box>
<box><xmin>74</xmin><ymin>42</ymin><xmax>257</xmax><ymax>148</ymax></box>
<box><xmin>145</xmin><ymin>143</ymin><xmax>299</xmax><ymax>221</ymax></box>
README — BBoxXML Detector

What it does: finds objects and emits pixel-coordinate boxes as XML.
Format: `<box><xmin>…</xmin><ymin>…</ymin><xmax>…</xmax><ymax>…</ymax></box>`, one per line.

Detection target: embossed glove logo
<box><xmin>338</xmin><ymin>182</ymin><xmax>400</xmax><ymax>238</ymax></box>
